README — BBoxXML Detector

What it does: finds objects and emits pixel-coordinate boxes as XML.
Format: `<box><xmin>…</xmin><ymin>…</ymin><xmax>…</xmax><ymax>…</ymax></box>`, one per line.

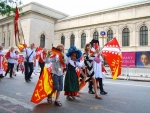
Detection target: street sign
<box><xmin>100</xmin><ymin>31</ymin><xmax>106</xmax><ymax>37</ymax></box>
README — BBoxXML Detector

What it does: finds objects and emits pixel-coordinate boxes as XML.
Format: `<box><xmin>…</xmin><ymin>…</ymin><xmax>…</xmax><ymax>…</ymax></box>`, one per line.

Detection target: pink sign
<box><xmin>122</xmin><ymin>52</ymin><xmax>135</xmax><ymax>67</ymax></box>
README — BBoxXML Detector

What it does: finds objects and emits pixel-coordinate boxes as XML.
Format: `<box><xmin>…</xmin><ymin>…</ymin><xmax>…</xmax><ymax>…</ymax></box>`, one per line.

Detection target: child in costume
<box><xmin>83</xmin><ymin>43</ymin><xmax>102</xmax><ymax>99</ymax></box>
<box><xmin>93</xmin><ymin>47</ymin><xmax>107</xmax><ymax>95</ymax></box>
<box><xmin>64</xmin><ymin>46</ymin><xmax>82</xmax><ymax>100</ymax></box>
<box><xmin>47</xmin><ymin>44</ymin><xmax>65</xmax><ymax>106</ymax></box>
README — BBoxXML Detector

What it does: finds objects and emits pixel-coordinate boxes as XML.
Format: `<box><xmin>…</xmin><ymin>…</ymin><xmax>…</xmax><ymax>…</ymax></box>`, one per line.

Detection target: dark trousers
<box><xmin>89</xmin><ymin>81</ymin><xmax>93</xmax><ymax>91</ymax></box>
<box><xmin>17</xmin><ymin>64</ymin><xmax>19</xmax><ymax>72</ymax></box>
<box><xmin>24</xmin><ymin>62</ymin><xmax>33</xmax><ymax>80</ymax></box>
<box><xmin>97</xmin><ymin>78</ymin><xmax>104</xmax><ymax>92</ymax></box>
<box><xmin>5</xmin><ymin>63</ymin><xmax>14</xmax><ymax>77</ymax></box>
<box><xmin>39</xmin><ymin>62</ymin><xmax>45</xmax><ymax>78</ymax></box>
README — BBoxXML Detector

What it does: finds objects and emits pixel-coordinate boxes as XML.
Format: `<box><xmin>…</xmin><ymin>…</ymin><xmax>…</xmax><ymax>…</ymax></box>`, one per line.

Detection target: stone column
<box><xmin>11</xmin><ymin>22</ymin><xmax>15</xmax><ymax>48</ymax></box>
<box><xmin>5</xmin><ymin>23</ymin><xmax>9</xmax><ymax>48</ymax></box>
<box><xmin>0</xmin><ymin>26</ymin><xmax>2</xmax><ymax>45</ymax></box>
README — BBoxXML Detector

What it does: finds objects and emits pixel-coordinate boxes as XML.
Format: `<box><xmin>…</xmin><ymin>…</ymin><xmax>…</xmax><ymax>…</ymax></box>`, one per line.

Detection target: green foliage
<box><xmin>0</xmin><ymin>0</ymin><xmax>22</xmax><ymax>17</ymax></box>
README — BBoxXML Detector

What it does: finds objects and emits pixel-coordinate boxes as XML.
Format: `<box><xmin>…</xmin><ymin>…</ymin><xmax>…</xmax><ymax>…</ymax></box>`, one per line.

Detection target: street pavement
<box><xmin>0</xmin><ymin>71</ymin><xmax>150</xmax><ymax>113</ymax></box>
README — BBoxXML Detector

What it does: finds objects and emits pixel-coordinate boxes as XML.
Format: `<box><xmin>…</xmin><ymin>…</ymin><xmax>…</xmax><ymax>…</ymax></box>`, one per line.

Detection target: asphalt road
<box><xmin>0</xmin><ymin>71</ymin><xmax>150</xmax><ymax>113</ymax></box>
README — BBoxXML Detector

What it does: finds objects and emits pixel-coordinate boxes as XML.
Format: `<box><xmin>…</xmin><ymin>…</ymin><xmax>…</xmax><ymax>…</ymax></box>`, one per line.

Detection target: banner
<box><xmin>136</xmin><ymin>52</ymin><xmax>150</xmax><ymax>67</ymax></box>
<box><xmin>122</xmin><ymin>52</ymin><xmax>135</xmax><ymax>67</ymax></box>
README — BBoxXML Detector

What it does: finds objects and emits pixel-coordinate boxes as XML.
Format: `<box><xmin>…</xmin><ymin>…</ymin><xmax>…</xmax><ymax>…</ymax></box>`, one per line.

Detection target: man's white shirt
<box><xmin>23</xmin><ymin>48</ymin><xmax>36</xmax><ymax>62</ymax></box>
<box><xmin>8</xmin><ymin>52</ymin><xmax>16</xmax><ymax>63</ymax></box>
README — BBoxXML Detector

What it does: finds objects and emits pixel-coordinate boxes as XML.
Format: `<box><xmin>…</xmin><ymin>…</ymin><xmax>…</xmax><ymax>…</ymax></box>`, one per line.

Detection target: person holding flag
<box><xmin>93</xmin><ymin>47</ymin><xmax>107</xmax><ymax>95</ymax></box>
<box><xmin>46</xmin><ymin>44</ymin><xmax>65</xmax><ymax>106</ymax></box>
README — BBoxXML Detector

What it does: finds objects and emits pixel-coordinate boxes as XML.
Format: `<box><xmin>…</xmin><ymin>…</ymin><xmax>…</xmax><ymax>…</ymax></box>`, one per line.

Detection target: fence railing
<box><xmin>105</xmin><ymin>66</ymin><xmax>150</xmax><ymax>80</ymax></box>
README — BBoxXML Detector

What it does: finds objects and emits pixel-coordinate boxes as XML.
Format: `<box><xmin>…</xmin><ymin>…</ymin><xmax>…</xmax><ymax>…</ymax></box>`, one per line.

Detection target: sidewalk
<box><xmin>105</xmin><ymin>75</ymin><xmax>150</xmax><ymax>82</ymax></box>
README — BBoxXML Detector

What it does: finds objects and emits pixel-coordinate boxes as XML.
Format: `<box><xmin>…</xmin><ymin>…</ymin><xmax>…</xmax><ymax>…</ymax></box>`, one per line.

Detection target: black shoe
<box><xmin>100</xmin><ymin>91</ymin><xmax>107</xmax><ymax>95</ymax></box>
<box><xmin>88</xmin><ymin>90</ymin><xmax>95</xmax><ymax>94</ymax></box>
<box><xmin>13</xmin><ymin>74</ymin><xmax>16</xmax><ymax>76</ymax></box>
<box><xmin>25</xmin><ymin>79</ymin><xmax>30</xmax><ymax>82</ymax></box>
<box><xmin>0</xmin><ymin>75</ymin><xmax>4</xmax><ymax>78</ymax></box>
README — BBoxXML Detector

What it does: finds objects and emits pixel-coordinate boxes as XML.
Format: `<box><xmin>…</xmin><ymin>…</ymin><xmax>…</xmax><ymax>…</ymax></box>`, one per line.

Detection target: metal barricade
<box><xmin>133</xmin><ymin>66</ymin><xmax>150</xmax><ymax>77</ymax></box>
<box><xmin>104</xmin><ymin>65</ymin><xmax>150</xmax><ymax>80</ymax></box>
<box><xmin>121</xmin><ymin>66</ymin><xmax>130</xmax><ymax>80</ymax></box>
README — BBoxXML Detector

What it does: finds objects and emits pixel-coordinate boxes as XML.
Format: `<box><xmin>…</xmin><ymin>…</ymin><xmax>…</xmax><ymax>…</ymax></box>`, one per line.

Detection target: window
<box><xmin>70</xmin><ymin>34</ymin><xmax>75</xmax><ymax>46</ymax></box>
<box><xmin>140</xmin><ymin>26</ymin><xmax>148</xmax><ymax>46</ymax></box>
<box><xmin>122</xmin><ymin>28</ymin><xmax>130</xmax><ymax>46</ymax></box>
<box><xmin>81</xmin><ymin>33</ymin><xmax>86</xmax><ymax>48</ymax></box>
<box><xmin>40</xmin><ymin>34</ymin><xmax>45</xmax><ymax>48</ymax></box>
<box><xmin>61</xmin><ymin>36</ymin><xmax>65</xmax><ymax>46</ymax></box>
<box><xmin>107</xmin><ymin>30</ymin><xmax>113</xmax><ymax>42</ymax></box>
<box><xmin>93</xmin><ymin>31</ymin><xmax>99</xmax><ymax>40</ymax></box>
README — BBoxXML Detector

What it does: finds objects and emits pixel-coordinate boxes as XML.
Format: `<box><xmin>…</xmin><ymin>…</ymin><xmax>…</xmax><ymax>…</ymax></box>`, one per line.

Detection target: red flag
<box><xmin>14</xmin><ymin>7</ymin><xmax>26</xmax><ymax>52</ymax></box>
<box><xmin>3</xmin><ymin>60</ymin><xmax>8</xmax><ymax>72</ymax></box>
<box><xmin>5</xmin><ymin>51</ymin><xmax>10</xmax><ymax>59</ymax></box>
<box><xmin>102</xmin><ymin>64</ymin><xmax>107</xmax><ymax>72</ymax></box>
<box><xmin>101</xmin><ymin>38</ymin><xmax>122</xmax><ymax>80</ymax></box>
<box><xmin>31</xmin><ymin>66</ymin><xmax>54</xmax><ymax>104</ymax></box>
<box><xmin>36</xmin><ymin>46</ymin><xmax>43</xmax><ymax>59</ymax></box>
<box><xmin>51</xmin><ymin>47</ymin><xmax>66</xmax><ymax>67</ymax></box>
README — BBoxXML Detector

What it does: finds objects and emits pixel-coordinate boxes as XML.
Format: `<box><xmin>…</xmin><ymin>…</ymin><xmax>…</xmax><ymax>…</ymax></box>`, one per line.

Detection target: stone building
<box><xmin>0</xmin><ymin>0</ymin><xmax>150</xmax><ymax>52</ymax></box>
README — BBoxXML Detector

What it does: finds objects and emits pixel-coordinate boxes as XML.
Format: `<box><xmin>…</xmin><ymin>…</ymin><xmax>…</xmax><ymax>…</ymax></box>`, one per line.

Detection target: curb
<box><xmin>105</xmin><ymin>76</ymin><xmax>150</xmax><ymax>82</ymax></box>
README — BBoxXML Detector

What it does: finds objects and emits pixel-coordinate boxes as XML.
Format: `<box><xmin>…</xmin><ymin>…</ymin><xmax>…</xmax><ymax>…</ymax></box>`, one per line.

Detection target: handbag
<box><xmin>94</xmin><ymin>56</ymin><xmax>100</xmax><ymax>63</ymax></box>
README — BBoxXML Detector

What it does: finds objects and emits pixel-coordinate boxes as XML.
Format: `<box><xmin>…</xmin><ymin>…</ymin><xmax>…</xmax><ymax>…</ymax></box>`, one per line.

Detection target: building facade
<box><xmin>0</xmin><ymin>2</ymin><xmax>68</xmax><ymax>52</ymax></box>
<box><xmin>0</xmin><ymin>1</ymin><xmax>150</xmax><ymax>52</ymax></box>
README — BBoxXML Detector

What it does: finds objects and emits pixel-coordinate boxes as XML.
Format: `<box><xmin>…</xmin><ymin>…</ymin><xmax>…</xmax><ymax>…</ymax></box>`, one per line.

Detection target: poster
<box><xmin>136</xmin><ymin>52</ymin><xmax>150</xmax><ymax>67</ymax></box>
<box><xmin>122</xmin><ymin>52</ymin><xmax>135</xmax><ymax>67</ymax></box>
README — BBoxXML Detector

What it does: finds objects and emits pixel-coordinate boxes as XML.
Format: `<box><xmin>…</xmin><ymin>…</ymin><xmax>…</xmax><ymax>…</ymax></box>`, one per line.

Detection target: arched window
<box><xmin>81</xmin><ymin>33</ymin><xmax>86</xmax><ymax>48</ymax></box>
<box><xmin>122</xmin><ymin>28</ymin><xmax>130</xmax><ymax>46</ymax></box>
<box><xmin>40</xmin><ymin>34</ymin><xmax>45</xmax><ymax>48</ymax></box>
<box><xmin>140</xmin><ymin>26</ymin><xmax>148</xmax><ymax>46</ymax></box>
<box><xmin>93</xmin><ymin>31</ymin><xmax>99</xmax><ymax>40</ymax></box>
<box><xmin>61</xmin><ymin>36</ymin><xmax>65</xmax><ymax>46</ymax></box>
<box><xmin>70</xmin><ymin>34</ymin><xmax>75</xmax><ymax>46</ymax></box>
<box><xmin>107</xmin><ymin>30</ymin><xmax>113</xmax><ymax>42</ymax></box>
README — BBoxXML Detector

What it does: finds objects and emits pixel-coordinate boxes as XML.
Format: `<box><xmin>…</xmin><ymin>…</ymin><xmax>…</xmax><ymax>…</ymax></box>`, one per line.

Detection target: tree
<box><xmin>0</xmin><ymin>0</ymin><xmax>22</xmax><ymax>16</ymax></box>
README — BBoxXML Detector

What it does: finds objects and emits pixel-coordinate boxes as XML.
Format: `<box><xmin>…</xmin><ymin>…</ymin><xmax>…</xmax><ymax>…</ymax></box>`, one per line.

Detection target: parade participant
<box><xmin>13</xmin><ymin>51</ymin><xmax>19</xmax><ymax>76</ymax></box>
<box><xmin>0</xmin><ymin>46</ymin><xmax>5</xmax><ymax>78</ymax></box>
<box><xmin>5</xmin><ymin>47</ymin><xmax>17</xmax><ymax>78</ymax></box>
<box><xmin>23</xmin><ymin>43</ymin><xmax>36</xmax><ymax>82</ymax></box>
<box><xmin>93</xmin><ymin>47</ymin><xmax>107</xmax><ymax>95</ymax></box>
<box><xmin>39</xmin><ymin>48</ymin><xmax>47</xmax><ymax>77</ymax></box>
<box><xmin>83</xmin><ymin>43</ymin><xmax>102</xmax><ymax>99</ymax></box>
<box><xmin>47</xmin><ymin>44</ymin><xmax>65</xmax><ymax>106</ymax></box>
<box><xmin>64</xmin><ymin>46</ymin><xmax>82</xmax><ymax>100</ymax></box>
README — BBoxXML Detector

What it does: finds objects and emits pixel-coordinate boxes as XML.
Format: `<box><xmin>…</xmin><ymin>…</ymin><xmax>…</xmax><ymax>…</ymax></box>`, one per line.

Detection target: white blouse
<box><xmin>93</xmin><ymin>54</ymin><xmax>105</xmax><ymax>78</ymax></box>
